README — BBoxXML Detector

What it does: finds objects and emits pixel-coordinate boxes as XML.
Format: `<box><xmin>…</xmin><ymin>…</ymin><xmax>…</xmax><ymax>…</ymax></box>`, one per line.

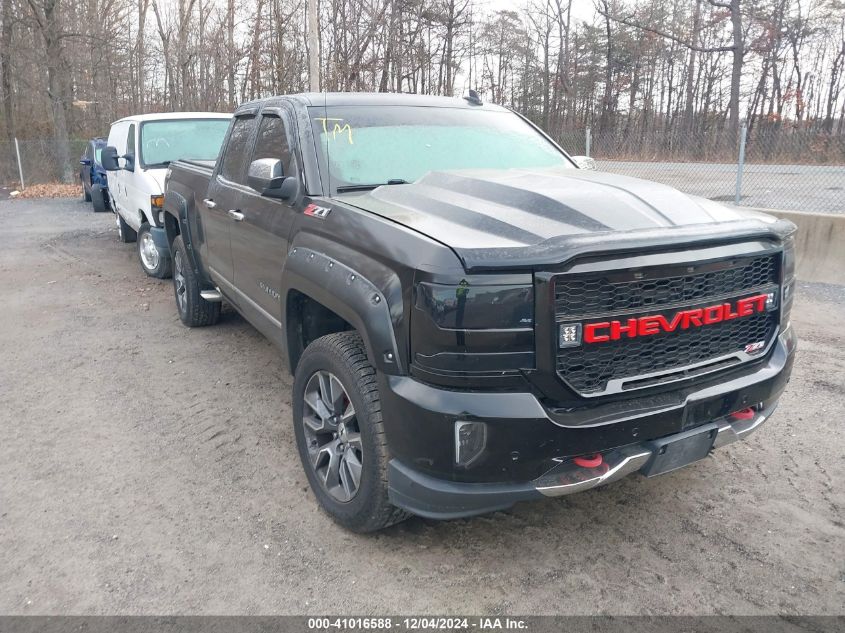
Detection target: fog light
<box><xmin>765</xmin><ymin>290</ymin><xmax>778</xmax><ymax>311</ymax></box>
<box><xmin>455</xmin><ymin>421</ymin><xmax>486</xmax><ymax>467</ymax></box>
<box><xmin>559</xmin><ymin>323</ymin><xmax>582</xmax><ymax>347</ymax></box>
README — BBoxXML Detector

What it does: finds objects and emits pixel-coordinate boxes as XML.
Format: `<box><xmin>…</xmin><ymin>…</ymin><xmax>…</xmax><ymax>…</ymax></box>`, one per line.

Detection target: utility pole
<box><xmin>307</xmin><ymin>0</ymin><xmax>320</xmax><ymax>92</ymax></box>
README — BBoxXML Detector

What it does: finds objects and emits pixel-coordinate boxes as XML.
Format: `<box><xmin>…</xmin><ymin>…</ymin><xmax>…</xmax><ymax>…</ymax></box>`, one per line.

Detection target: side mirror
<box><xmin>80</xmin><ymin>158</ymin><xmax>92</xmax><ymax>166</ymax></box>
<box><xmin>248</xmin><ymin>158</ymin><xmax>297</xmax><ymax>200</ymax></box>
<box><xmin>101</xmin><ymin>146</ymin><xmax>120</xmax><ymax>171</ymax></box>
<box><xmin>572</xmin><ymin>155</ymin><xmax>596</xmax><ymax>171</ymax></box>
<box><xmin>123</xmin><ymin>152</ymin><xmax>135</xmax><ymax>172</ymax></box>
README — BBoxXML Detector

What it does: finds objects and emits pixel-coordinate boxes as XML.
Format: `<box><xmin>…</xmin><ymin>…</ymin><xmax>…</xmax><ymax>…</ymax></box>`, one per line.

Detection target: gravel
<box><xmin>0</xmin><ymin>197</ymin><xmax>843</xmax><ymax>615</ymax></box>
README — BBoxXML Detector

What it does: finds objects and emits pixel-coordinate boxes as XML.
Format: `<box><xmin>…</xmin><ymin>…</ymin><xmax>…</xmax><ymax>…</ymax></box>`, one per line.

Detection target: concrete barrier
<box><xmin>750</xmin><ymin>209</ymin><xmax>845</xmax><ymax>286</ymax></box>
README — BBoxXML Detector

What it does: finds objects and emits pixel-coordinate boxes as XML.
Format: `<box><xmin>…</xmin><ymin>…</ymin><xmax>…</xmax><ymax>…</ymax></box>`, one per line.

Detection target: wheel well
<box><xmin>164</xmin><ymin>212</ymin><xmax>180</xmax><ymax>246</ymax></box>
<box><xmin>286</xmin><ymin>290</ymin><xmax>353</xmax><ymax>371</ymax></box>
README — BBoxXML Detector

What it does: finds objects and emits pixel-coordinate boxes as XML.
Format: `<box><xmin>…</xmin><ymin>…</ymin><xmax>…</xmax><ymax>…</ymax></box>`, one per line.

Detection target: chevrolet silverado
<box><xmin>161</xmin><ymin>93</ymin><xmax>797</xmax><ymax>532</ymax></box>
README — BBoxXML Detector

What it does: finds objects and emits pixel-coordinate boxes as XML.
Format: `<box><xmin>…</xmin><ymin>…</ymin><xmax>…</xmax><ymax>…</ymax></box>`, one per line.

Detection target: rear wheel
<box><xmin>293</xmin><ymin>332</ymin><xmax>409</xmax><ymax>532</ymax></box>
<box><xmin>117</xmin><ymin>213</ymin><xmax>137</xmax><ymax>243</ymax></box>
<box><xmin>137</xmin><ymin>223</ymin><xmax>172</xmax><ymax>279</ymax></box>
<box><xmin>171</xmin><ymin>235</ymin><xmax>220</xmax><ymax>327</ymax></box>
<box><xmin>91</xmin><ymin>184</ymin><xmax>108</xmax><ymax>213</ymax></box>
<box><xmin>83</xmin><ymin>181</ymin><xmax>91</xmax><ymax>202</ymax></box>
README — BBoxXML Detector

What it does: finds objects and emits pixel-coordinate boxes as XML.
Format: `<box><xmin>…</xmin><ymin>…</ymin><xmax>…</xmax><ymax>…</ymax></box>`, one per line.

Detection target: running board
<box><xmin>200</xmin><ymin>289</ymin><xmax>222</xmax><ymax>302</ymax></box>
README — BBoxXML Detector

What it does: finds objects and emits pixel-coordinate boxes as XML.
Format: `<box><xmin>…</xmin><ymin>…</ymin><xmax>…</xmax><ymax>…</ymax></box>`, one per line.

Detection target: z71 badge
<box><xmin>303</xmin><ymin>203</ymin><xmax>331</xmax><ymax>219</ymax></box>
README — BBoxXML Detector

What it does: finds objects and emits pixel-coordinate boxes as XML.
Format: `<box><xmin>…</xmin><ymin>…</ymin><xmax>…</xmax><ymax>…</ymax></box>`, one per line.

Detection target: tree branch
<box><xmin>596</xmin><ymin>7</ymin><xmax>735</xmax><ymax>53</ymax></box>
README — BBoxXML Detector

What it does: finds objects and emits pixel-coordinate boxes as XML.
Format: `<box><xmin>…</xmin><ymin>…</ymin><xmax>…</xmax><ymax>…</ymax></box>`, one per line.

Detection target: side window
<box><xmin>126</xmin><ymin>124</ymin><xmax>136</xmax><ymax>156</ymax></box>
<box><xmin>110</xmin><ymin>123</ymin><xmax>128</xmax><ymax>154</ymax></box>
<box><xmin>221</xmin><ymin>116</ymin><xmax>256</xmax><ymax>184</ymax></box>
<box><xmin>251</xmin><ymin>114</ymin><xmax>295</xmax><ymax>179</ymax></box>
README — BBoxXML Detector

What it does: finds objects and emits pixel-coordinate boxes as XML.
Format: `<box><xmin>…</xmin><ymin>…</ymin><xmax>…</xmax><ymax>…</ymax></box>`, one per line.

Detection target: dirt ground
<box><xmin>0</xmin><ymin>197</ymin><xmax>843</xmax><ymax>616</ymax></box>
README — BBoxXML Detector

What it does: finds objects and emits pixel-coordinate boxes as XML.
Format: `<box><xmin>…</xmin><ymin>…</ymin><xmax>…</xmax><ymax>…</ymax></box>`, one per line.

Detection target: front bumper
<box><xmin>384</xmin><ymin>327</ymin><xmax>796</xmax><ymax>520</ymax></box>
<box><xmin>149</xmin><ymin>225</ymin><xmax>171</xmax><ymax>257</ymax></box>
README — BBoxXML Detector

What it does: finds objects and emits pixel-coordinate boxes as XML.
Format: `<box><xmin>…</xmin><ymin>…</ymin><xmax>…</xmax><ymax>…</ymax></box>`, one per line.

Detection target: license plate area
<box><xmin>641</xmin><ymin>423</ymin><xmax>719</xmax><ymax>477</ymax></box>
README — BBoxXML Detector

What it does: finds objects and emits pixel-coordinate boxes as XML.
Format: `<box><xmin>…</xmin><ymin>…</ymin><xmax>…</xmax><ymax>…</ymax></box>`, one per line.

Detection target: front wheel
<box><xmin>171</xmin><ymin>235</ymin><xmax>220</xmax><ymax>326</ymax></box>
<box><xmin>292</xmin><ymin>332</ymin><xmax>409</xmax><ymax>532</ymax></box>
<box><xmin>117</xmin><ymin>213</ymin><xmax>137</xmax><ymax>243</ymax></box>
<box><xmin>91</xmin><ymin>184</ymin><xmax>108</xmax><ymax>213</ymax></box>
<box><xmin>137</xmin><ymin>222</ymin><xmax>172</xmax><ymax>279</ymax></box>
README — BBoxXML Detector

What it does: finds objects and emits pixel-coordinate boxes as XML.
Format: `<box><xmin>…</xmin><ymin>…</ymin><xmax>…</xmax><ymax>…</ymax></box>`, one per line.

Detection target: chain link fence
<box><xmin>0</xmin><ymin>139</ymin><xmax>88</xmax><ymax>189</ymax></box>
<box><xmin>2</xmin><ymin>129</ymin><xmax>844</xmax><ymax>213</ymax></box>
<box><xmin>558</xmin><ymin>125</ymin><xmax>845</xmax><ymax>214</ymax></box>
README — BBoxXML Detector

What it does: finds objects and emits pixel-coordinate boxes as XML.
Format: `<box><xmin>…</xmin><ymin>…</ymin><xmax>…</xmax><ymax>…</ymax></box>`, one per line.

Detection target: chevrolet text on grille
<box><xmin>581</xmin><ymin>292</ymin><xmax>775</xmax><ymax>344</ymax></box>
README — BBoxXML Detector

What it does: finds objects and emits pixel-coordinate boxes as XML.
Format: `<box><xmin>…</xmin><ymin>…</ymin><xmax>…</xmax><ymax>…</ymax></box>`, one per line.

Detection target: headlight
<box><xmin>781</xmin><ymin>235</ymin><xmax>796</xmax><ymax>327</ymax></box>
<box><xmin>782</xmin><ymin>235</ymin><xmax>796</xmax><ymax>280</ymax></box>
<box><xmin>150</xmin><ymin>194</ymin><xmax>165</xmax><ymax>210</ymax></box>
<box><xmin>411</xmin><ymin>277</ymin><xmax>535</xmax><ymax>381</ymax></box>
<box><xmin>416</xmin><ymin>281</ymin><xmax>533</xmax><ymax>330</ymax></box>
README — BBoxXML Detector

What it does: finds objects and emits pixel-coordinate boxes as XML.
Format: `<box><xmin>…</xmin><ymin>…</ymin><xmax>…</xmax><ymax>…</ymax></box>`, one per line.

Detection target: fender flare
<box><xmin>163</xmin><ymin>190</ymin><xmax>205</xmax><ymax>281</ymax></box>
<box><xmin>282</xmin><ymin>246</ymin><xmax>404</xmax><ymax>375</ymax></box>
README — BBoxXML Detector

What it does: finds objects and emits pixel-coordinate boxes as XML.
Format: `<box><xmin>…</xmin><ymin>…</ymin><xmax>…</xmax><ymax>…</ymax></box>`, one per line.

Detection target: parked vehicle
<box><xmin>79</xmin><ymin>137</ymin><xmax>109</xmax><ymax>212</ymax></box>
<box><xmin>162</xmin><ymin>93</ymin><xmax>797</xmax><ymax>532</ymax></box>
<box><xmin>101</xmin><ymin>112</ymin><xmax>231</xmax><ymax>279</ymax></box>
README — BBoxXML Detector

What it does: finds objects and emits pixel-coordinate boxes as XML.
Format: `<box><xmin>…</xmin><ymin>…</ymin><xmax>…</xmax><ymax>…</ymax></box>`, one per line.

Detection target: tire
<box><xmin>83</xmin><ymin>182</ymin><xmax>92</xmax><ymax>202</ymax></box>
<box><xmin>137</xmin><ymin>222</ymin><xmax>172</xmax><ymax>279</ymax></box>
<box><xmin>117</xmin><ymin>213</ymin><xmax>137</xmax><ymax>243</ymax></box>
<box><xmin>292</xmin><ymin>332</ymin><xmax>409</xmax><ymax>532</ymax></box>
<box><xmin>171</xmin><ymin>235</ymin><xmax>221</xmax><ymax>327</ymax></box>
<box><xmin>91</xmin><ymin>184</ymin><xmax>108</xmax><ymax>213</ymax></box>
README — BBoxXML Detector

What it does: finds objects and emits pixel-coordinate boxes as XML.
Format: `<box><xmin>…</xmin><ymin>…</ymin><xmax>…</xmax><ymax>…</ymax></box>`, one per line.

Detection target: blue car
<box><xmin>79</xmin><ymin>137</ymin><xmax>110</xmax><ymax>212</ymax></box>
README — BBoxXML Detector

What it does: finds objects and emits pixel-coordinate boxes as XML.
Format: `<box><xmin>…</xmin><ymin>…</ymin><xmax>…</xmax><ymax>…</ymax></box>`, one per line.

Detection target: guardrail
<box><xmin>754</xmin><ymin>209</ymin><xmax>845</xmax><ymax>286</ymax></box>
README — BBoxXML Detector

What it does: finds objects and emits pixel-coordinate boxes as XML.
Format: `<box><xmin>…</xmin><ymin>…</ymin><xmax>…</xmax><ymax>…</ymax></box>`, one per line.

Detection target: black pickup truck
<box><xmin>162</xmin><ymin>92</ymin><xmax>797</xmax><ymax>532</ymax></box>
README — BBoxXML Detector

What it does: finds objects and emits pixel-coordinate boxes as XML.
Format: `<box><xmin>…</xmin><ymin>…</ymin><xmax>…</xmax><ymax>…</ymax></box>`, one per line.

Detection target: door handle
<box><xmin>203</xmin><ymin>198</ymin><xmax>217</xmax><ymax>209</ymax></box>
<box><xmin>228</xmin><ymin>209</ymin><xmax>244</xmax><ymax>221</ymax></box>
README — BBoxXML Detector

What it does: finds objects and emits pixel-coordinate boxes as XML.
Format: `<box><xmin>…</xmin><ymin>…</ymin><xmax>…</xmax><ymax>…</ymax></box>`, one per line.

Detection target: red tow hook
<box><xmin>573</xmin><ymin>454</ymin><xmax>603</xmax><ymax>468</ymax></box>
<box><xmin>729</xmin><ymin>407</ymin><xmax>756</xmax><ymax>420</ymax></box>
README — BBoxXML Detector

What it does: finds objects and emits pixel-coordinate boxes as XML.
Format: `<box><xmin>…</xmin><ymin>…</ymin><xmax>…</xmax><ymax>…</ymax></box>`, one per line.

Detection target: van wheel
<box><xmin>91</xmin><ymin>184</ymin><xmax>108</xmax><ymax>213</ymax></box>
<box><xmin>137</xmin><ymin>223</ymin><xmax>172</xmax><ymax>279</ymax></box>
<box><xmin>293</xmin><ymin>332</ymin><xmax>409</xmax><ymax>532</ymax></box>
<box><xmin>117</xmin><ymin>214</ymin><xmax>137</xmax><ymax>243</ymax></box>
<box><xmin>83</xmin><ymin>182</ymin><xmax>91</xmax><ymax>202</ymax></box>
<box><xmin>172</xmin><ymin>235</ymin><xmax>220</xmax><ymax>326</ymax></box>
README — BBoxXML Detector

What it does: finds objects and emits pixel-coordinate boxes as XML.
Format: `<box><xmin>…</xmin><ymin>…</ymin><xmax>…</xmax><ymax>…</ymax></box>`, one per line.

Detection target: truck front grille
<box><xmin>554</xmin><ymin>253</ymin><xmax>780</xmax><ymax>395</ymax></box>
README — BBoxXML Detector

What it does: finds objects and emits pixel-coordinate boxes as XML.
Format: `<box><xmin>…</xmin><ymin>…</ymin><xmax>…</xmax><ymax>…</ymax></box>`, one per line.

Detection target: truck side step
<box><xmin>200</xmin><ymin>289</ymin><xmax>222</xmax><ymax>302</ymax></box>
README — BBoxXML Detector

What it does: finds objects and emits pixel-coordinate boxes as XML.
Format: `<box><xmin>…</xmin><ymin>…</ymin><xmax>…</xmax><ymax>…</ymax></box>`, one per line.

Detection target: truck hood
<box><xmin>337</xmin><ymin>168</ymin><xmax>790</xmax><ymax>271</ymax></box>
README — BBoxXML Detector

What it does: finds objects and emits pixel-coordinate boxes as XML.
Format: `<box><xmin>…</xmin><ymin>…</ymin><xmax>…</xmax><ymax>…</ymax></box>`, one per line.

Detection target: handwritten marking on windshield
<box><xmin>315</xmin><ymin>118</ymin><xmax>354</xmax><ymax>144</ymax></box>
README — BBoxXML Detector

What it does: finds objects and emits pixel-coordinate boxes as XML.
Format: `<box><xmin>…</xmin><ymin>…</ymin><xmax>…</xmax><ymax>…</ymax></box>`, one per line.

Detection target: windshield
<box><xmin>140</xmin><ymin>118</ymin><xmax>230</xmax><ymax>168</ymax></box>
<box><xmin>309</xmin><ymin>105</ymin><xmax>574</xmax><ymax>192</ymax></box>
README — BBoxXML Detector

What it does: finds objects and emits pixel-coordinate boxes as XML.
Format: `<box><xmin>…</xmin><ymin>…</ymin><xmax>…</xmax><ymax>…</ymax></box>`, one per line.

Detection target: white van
<box><xmin>102</xmin><ymin>112</ymin><xmax>232</xmax><ymax>278</ymax></box>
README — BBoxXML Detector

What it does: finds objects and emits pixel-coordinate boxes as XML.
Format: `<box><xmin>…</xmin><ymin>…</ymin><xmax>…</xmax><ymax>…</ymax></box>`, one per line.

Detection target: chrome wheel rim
<box><xmin>139</xmin><ymin>231</ymin><xmax>160</xmax><ymax>271</ymax></box>
<box><xmin>173</xmin><ymin>249</ymin><xmax>187</xmax><ymax>314</ymax></box>
<box><xmin>302</xmin><ymin>370</ymin><xmax>362</xmax><ymax>503</ymax></box>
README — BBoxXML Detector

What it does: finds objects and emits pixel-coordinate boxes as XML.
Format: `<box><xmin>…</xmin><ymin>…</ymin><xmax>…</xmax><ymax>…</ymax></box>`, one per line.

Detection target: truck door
<box><xmin>202</xmin><ymin>114</ymin><xmax>257</xmax><ymax>289</ymax></box>
<box><xmin>106</xmin><ymin>121</ymin><xmax>128</xmax><ymax>214</ymax></box>
<box><xmin>229</xmin><ymin>110</ymin><xmax>299</xmax><ymax>327</ymax></box>
<box><xmin>122</xmin><ymin>123</ymin><xmax>141</xmax><ymax>230</ymax></box>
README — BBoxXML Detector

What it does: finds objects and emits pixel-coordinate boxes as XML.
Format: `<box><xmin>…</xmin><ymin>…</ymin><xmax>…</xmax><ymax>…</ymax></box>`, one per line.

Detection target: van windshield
<box><xmin>140</xmin><ymin>119</ymin><xmax>230</xmax><ymax>168</ymax></box>
<box><xmin>309</xmin><ymin>105</ymin><xmax>574</xmax><ymax>193</ymax></box>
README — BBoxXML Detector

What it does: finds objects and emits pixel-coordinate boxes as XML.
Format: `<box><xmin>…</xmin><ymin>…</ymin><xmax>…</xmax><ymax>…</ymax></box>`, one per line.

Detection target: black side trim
<box><xmin>282</xmin><ymin>247</ymin><xmax>403</xmax><ymax>375</ymax></box>
<box><xmin>387</xmin><ymin>460</ymin><xmax>540</xmax><ymax>520</ymax></box>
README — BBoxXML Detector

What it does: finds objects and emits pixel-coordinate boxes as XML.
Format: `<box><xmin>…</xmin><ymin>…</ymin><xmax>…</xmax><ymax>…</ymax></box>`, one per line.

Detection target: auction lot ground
<box><xmin>1</xmin><ymin>198</ymin><xmax>844</xmax><ymax>615</ymax></box>
<box><xmin>598</xmin><ymin>161</ymin><xmax>845</xmax><ymax>214</ymax></box>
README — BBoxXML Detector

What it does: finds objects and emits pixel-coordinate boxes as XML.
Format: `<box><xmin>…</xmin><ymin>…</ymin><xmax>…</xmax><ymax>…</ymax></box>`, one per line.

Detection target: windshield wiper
<box><xmin>336</xmin><ymin>179</ymin><xmax>409</xmax><ymax>193</ymax></box>
<box><xmin>145</xmin><ymin>161</ymin><xmax>171</xmax><ymax>169</ymax></box>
